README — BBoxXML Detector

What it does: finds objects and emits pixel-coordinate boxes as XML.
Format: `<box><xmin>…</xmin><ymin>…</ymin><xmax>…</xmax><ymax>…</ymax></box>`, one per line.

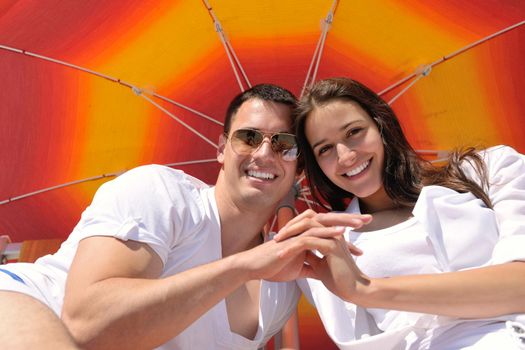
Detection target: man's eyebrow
<box><xmin>240</xmin><ymin>127</ymin><xmax>292</xmax><ymax>134</ymax></box>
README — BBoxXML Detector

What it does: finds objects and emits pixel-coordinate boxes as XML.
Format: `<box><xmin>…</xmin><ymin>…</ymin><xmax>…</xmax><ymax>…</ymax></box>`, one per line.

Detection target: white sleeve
<box><xmin>483</xmin><ymin>146</ymin><xmax>525</xmax><ymax>263</ymax></box>
<box><xmin>73</xmin><ymin>165</ymin><xmax>205</xmax><ymax>265</ymax></box>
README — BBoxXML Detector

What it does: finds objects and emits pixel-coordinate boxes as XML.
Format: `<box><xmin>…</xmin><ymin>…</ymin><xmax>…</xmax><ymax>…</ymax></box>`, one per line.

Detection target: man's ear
<box><xmin>217</xmin><ymin>134</ymin><xmax>227</xmax><ymax>164</ymax></box>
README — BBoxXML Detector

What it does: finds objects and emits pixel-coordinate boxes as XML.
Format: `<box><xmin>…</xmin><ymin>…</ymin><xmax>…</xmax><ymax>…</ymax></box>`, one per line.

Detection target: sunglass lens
<box><xmin>273</xmin><ymin>134</ymin><xmax>299</xmax><ymax>161</ymax></box>
<box><xmin>230</xmin><ymin>129</ymin><xmax>298</xmax><ymax>161</ymax></box>
<box><xmin>231</xmin><ymin>129</ymin><xmax>263</xmax><ymax>154</ymax></box>
<box><xmin>271</xmin><ymin>134</ymin><xmax>295</xmax><ymax>151</ymax></box>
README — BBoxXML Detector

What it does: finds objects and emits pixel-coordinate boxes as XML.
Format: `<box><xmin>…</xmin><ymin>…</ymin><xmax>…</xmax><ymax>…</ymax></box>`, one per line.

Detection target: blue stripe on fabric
<box><xmin>0</xmin><ymin>268</ymin><xmax>26</xmax><ymax>284</ymax></box>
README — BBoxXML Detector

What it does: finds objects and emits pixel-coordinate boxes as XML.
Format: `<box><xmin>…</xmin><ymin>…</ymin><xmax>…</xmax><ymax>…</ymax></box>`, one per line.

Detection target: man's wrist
<box><xmin>223</xmin><ymin>252</ymin><xmax>254</xmax><ymax>282</ymax></box>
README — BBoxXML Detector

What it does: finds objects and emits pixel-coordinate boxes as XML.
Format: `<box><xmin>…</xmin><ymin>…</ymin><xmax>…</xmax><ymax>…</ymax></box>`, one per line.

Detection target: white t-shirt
<box><xmin>298</xmin><ymin>145</ymin><xmax>525</xmax><ymax>349</ymax></box>
<box><xmin>3</xmin><ymin>165</ymin><xmax>300</xmax><ymax>349</ymax></box>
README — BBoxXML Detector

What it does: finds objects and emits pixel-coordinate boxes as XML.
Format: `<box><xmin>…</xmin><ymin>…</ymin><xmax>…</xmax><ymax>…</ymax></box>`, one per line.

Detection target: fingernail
<box><xmin>362</xmin><ymin>214</ymin><xmax>373</xmax><ymax>222</ymax></box>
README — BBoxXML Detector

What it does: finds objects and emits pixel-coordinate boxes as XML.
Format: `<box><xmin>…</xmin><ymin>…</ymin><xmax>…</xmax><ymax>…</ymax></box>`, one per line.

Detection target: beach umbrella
<box><xmin>1</xmin><ymin>0</ymin><xmax>524</xmax><ymax>241</ymax></box>
<box><xmin>1</xmin><ymin>1</ymin><xmax>524</xmax><ymax>347</ymax></box>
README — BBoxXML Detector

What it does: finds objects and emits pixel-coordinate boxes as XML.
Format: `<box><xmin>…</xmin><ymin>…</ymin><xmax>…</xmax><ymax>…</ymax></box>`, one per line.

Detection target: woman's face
<box><xmin>305</xmin><ymin>99</ymin><xmax>386</xmax><ymax>204</ymax></box>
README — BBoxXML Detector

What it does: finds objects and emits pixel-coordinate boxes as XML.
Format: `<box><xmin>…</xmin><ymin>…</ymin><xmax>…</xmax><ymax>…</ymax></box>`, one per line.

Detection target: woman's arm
<box><xmin>281</xmin><ymin>234</ymin><xmax>525</xmax><ymax>318</ymax></box>
<box><xmin>358</xmin><ymin>261</ymin><xmax>525</xmax><ymax>318</ymax></box>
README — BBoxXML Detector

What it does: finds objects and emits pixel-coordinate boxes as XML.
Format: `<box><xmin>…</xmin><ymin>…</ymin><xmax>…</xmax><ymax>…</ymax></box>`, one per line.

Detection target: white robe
<box><xmin>299</xmin><ymin>145</ymin><xmax>525</xmax><ymax>349</ymax></box>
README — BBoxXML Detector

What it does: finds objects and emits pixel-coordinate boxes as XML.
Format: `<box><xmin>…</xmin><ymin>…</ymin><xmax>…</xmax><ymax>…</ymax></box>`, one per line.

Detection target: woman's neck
<box><xmin>358</xmin><ymin>187</ymin><xmax>397</xmax><ymax>214</ymax></box>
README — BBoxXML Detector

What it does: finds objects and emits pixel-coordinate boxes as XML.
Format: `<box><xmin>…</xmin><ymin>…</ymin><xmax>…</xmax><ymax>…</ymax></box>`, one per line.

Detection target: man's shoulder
<box><xmin>119</xmin><ymin>164</ymin><xmax>211</xmax><ymax>190</ymax></box>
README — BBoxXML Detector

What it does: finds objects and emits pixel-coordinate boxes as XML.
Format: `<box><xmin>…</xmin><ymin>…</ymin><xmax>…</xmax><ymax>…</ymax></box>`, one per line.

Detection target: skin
<box><xmin>0</xmin><ymin>291</ymin><xmax>79</xmax><ymax>350</ymax></box>
<box><xmin>61</xmin><ymin>98</ymin><xmax>371</xmax><ymax>350</ymax></box>
<box><xmin>307</xmin><ymin>100</ymin><xmax>389</xmax><ymax>212</ymax></box>
<box><xmin>277</xmin><ymin>99</ymin><xmax>525</xmax><ymax>319</ymax></box>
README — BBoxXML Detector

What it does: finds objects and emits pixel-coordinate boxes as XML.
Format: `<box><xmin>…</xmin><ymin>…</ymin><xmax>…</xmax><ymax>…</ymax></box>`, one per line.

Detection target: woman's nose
<box><xmin>336</xmin><ymin>143</ymin><xmax>357</xmax><ymax>166</ymax></box>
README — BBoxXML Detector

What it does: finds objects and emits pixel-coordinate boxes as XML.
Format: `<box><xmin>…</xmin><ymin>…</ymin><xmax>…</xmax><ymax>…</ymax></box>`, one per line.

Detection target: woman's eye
<box><xmin>346</xmin><ymin>127</ymin><xmax>363</xmax><ymax>138</ymax></box>
<box><xmin>318</xmin><ymin>145</ymin><xmax>331</xmax><ymax>156</ymax></box>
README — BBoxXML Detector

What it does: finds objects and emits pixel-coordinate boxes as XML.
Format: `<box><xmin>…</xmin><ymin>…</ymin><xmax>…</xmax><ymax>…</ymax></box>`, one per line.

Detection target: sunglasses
<box><xmin>227</xmin><ymin>128</ymin><xmax>299</xmax><ymax>161</ymax></box>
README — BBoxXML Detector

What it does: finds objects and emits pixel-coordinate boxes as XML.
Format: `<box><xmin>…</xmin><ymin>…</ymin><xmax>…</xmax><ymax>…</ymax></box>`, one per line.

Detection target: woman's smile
<box><xmin>305</xmin><ymin>100</ymin><xmax>385</xmax><ymax>204</ymax></box>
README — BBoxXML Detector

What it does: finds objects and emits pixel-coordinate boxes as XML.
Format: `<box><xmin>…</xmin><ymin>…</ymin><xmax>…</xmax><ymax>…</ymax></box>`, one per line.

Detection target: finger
<box><xmin>304</xmin><ymin>250</ymin><xmax>322</xmax><ymax>267</ymax></box>
<box><xmin>314</xmin><ymin>212</ymin><xmax>373</xmax><ymax>227</ymax></box>
<box><xmin>283</xmin><ymin>209</ymin><xmax>316</xmax><ymax>224</ymax></box>
<box><xmin>347</xmin><ymin>242</ymin><xmax>363</xmax><ymax>256</ymax></box>
<box><xmin>278</xmin><ymin>236</ymin><xmax>338</xmax><ymax>259</ymax></box>
<box><xmin>297</xmin><ymin>264</ymin><xmax>318</xmax><ymax>279</ymax></box>
<box><xmin>297</xmin><ymin>251</ymin><xmax>323</xmax><ymax>279</ymax></box>
<box><xmin>276</xmin><ymin>224</ymin><xmax>346</xmax><ymax>244</ymax></box>
<box><xmin>302</xmin><ymin>226</ymin><xmax>346</xmax><ymax>239</ymax></box>
<box><xmin>275</xmin><ymin>213</ymin><xmax>355</xmax><ymax>241</ymax></box>
<box><xmin>274</xmin><ymin>212</ymin><xmax>372</xmax><ymax>242</ymax></box>
<box><xmin>274</xmin><ymin>216</ymin><xmax>325</xmax><ymax>241</ymax></box>
<box><xmin>278</xmin><ymin>209</ymin><xmax>317</xmax><ymax>232</ymax></box>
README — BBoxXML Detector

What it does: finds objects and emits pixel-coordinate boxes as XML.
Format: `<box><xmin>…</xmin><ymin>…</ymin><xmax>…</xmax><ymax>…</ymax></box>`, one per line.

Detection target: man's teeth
<box><xmin>248</xmin><ymin>170</ymin><xmax>275</xmax><ymax>180</ymax></box>
<box><xmin>346</xmin><ymin>160</ymin><xmax>370</xmax><ymax>177</ymax></box>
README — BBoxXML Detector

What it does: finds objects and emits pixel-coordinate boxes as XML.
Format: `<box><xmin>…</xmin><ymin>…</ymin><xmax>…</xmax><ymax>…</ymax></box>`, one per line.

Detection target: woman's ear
<box><xmin>217</xmin><ymin>134</ymin><xmax>226</xmax><ymax>164</ymax></box>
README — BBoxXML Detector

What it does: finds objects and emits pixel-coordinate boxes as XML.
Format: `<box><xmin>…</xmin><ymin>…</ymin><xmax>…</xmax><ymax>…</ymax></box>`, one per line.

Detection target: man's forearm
<box><xmin>63</xmin><ymin>254</ymin><xmax>248</xmax><ymax>350</ymax></box>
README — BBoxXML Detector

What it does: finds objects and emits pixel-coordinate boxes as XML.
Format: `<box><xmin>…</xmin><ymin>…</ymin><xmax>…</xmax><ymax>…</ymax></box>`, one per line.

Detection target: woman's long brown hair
<box><xmin>295</xmin><ymin>77</ymin><xmax>491</xmax><ymax>211</ymax></box>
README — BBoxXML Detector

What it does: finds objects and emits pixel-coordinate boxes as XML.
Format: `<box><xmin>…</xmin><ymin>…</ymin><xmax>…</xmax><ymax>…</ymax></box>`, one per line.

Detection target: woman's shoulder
<box><xmin>478</xmin><ymin>145</ymin><xmax>525</xmax><ymax>173</ymax></box>
<box><xmin>458</xmin><ymin>145</ymin><xmax>523</xmax><ymax>179</ymax></box>
<box><xmin>479</xmin><ymin>145</ymin><xmax>522</xmax><ymax>159</ymax></box>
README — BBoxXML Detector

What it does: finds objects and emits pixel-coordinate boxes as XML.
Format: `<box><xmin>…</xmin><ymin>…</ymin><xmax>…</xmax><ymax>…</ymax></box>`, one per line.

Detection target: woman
<box><xmin>276</xmin><ymin>77</ymin><xmax>525</xmax><ymax>349</ymax></box>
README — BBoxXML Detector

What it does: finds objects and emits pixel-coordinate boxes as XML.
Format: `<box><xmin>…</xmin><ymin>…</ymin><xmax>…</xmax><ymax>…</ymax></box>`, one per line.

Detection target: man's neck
<box><xmin>214</xmin><ymin>184</ymin><xmax>275</xmax><ymax>258</ymax></box>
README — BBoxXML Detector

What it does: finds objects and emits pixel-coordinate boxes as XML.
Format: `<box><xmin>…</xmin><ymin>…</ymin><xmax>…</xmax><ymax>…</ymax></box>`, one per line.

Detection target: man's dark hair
<box><xmin>223</xmin><ymin>84</ymin><xmax>297</xmax><ymax>134</ymax></box>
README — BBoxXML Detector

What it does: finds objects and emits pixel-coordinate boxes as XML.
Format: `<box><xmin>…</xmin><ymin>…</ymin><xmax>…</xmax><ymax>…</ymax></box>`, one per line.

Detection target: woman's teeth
<box><xmin>345</xmin><ymin>160</ymin><xmax>370</xmax><ymax>177</ymax></box>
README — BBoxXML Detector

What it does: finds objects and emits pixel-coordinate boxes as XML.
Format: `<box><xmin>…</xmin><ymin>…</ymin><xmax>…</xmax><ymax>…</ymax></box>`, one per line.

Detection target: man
<box><xmin>0</xmin><ymin>84</ymin><xmax>350</xmax><ymax>350</ymax></box>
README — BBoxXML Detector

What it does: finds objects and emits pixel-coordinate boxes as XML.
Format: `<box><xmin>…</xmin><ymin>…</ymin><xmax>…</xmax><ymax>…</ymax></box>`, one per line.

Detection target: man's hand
<box><xmin>273</xmin><ymin>209</ymin><xmax>371</xmax><ymax>255</ymax></box>
<box><xmin>277</xmin><ymin>233</ymin><xmax>370</xmax><ymax>301</ymax></box>
<box><xmin>242</xmin><ymin>209</ymin><xmax>372</xmax><ymax>283</ymax></box>
<box><xmin>271</xmin><ymin>209</ymin><xmax>372</xmax><ymax>299</ymax></box>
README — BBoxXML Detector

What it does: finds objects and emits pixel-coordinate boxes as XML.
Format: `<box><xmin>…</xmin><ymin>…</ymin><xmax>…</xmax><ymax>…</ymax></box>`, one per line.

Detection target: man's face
<box><xmin>217</xmin><ymin>98</ymin><xmax>297</xmax><ymax>209</ymax></box>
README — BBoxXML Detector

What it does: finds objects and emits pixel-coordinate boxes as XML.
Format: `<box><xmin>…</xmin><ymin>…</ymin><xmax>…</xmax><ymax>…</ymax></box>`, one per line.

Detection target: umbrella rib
<box><xmin>202</xmin><ymin>0</ymin><xmax>251</xmax><ymax>91</ymax></box>
<box><xmin>0</xmin><ymin>159</ymin><xmax>218</xmax><ymax>206</ymax></box>
<box><xmin>135</xmin><ymin>90</ymin><xmax>218</xmax><ymax>149</ymax></box>
<box><xmin>163</xmin><ymin>159</ymin><xmax>217</xmax><ymax>167</ymax></box>
<box><xmin>379</xmin><ymin>20</ymin><xmax>525</xmax><ymax>97</ymax></box>
<box><xmin>301</xmin><ymin>32</ymin><xmax>323</xmax><ymax>96</ymax></box>
<box><xmin>430</xmin><ymin>19</ymin><xmax>525</xmax><ymax>68</ymax></box>
<box><xmin>152</xmin><ymin>93</ymin><xmax>223</xmax><ymax>126</ymax></box>
<box><xmin>216</xmin><ymin>26</ymin><xmax>245</xmax><ymax>91</ymax></box>
<box><xmin>0</xmin><ymin>44</ymin><xmax>220</xmax><ymax>126</ymax></box>
<box><xmin>311</xmin><ymin>0</ymin><xmax>338</xmax><ymax>84</ymax></box>
<box><xmin>225</xmin><ymin>39</ymin><xmax>252</xmax><ymax>88</ymax></box>
<box><xmin>301</xmin><ymin>0</ymin><xmax>339</xmax><ymax>96</ymax></box>
<box><xmin>387</xmin><ymin>67</ymin><xmax>428</xmax><ymax>105</ymax></box>
<box><xmin>0</xmin><ymin>174</ymin><xmax>119</xmax><ymax>205</ymax></box>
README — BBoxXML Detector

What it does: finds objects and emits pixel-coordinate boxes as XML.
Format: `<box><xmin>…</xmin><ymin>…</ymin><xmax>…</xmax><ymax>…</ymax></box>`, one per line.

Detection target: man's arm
<box><xmin>62</xmin><ymin>210</ymin><xmax>370</xmax><ymax>349</ymax></box>
<box><xmin>62</xmin><ymin>236</ymin><xmax>251</xmax><ymax>350</ymax></box>
<box><xmin>61</xmin><ymin>233</ymin><xmax>330</xmax><ymax>349</ymax></box>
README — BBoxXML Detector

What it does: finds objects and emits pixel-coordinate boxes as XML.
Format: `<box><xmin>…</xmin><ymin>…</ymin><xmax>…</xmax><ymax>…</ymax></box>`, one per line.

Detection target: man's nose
<box><xmin>253</xmin><ymin>138</ymin><xmax>275</xmax><ymax>158</ymax></box>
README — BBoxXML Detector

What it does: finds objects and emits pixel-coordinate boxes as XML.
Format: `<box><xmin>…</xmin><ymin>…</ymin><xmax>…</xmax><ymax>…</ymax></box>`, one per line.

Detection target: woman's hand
<box><xmin>273</xmin><ymin>209</ymin><xmax>371</xmax><ymax>255</ymax></box>
<box><xmin>278</xmin><ymin>234</ymin><xmax>370</xmax><ymax>301</ymax></box>
<box><xmin>243</xmin><ymin>210</ymin><xmax>370</xmax><ymax>283</ymax></box>
<box><xmin>270</xmin><ymin>209</ymin><xmax>372</xmax><ymax>298</ymax></box>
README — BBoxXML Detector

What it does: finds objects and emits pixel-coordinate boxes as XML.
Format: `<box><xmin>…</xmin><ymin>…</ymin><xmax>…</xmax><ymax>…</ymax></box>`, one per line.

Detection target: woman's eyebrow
<box><xmin>312</xmin><ymin>121</ymin><xmax>360</xmax><ymax>150</ymax></box>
